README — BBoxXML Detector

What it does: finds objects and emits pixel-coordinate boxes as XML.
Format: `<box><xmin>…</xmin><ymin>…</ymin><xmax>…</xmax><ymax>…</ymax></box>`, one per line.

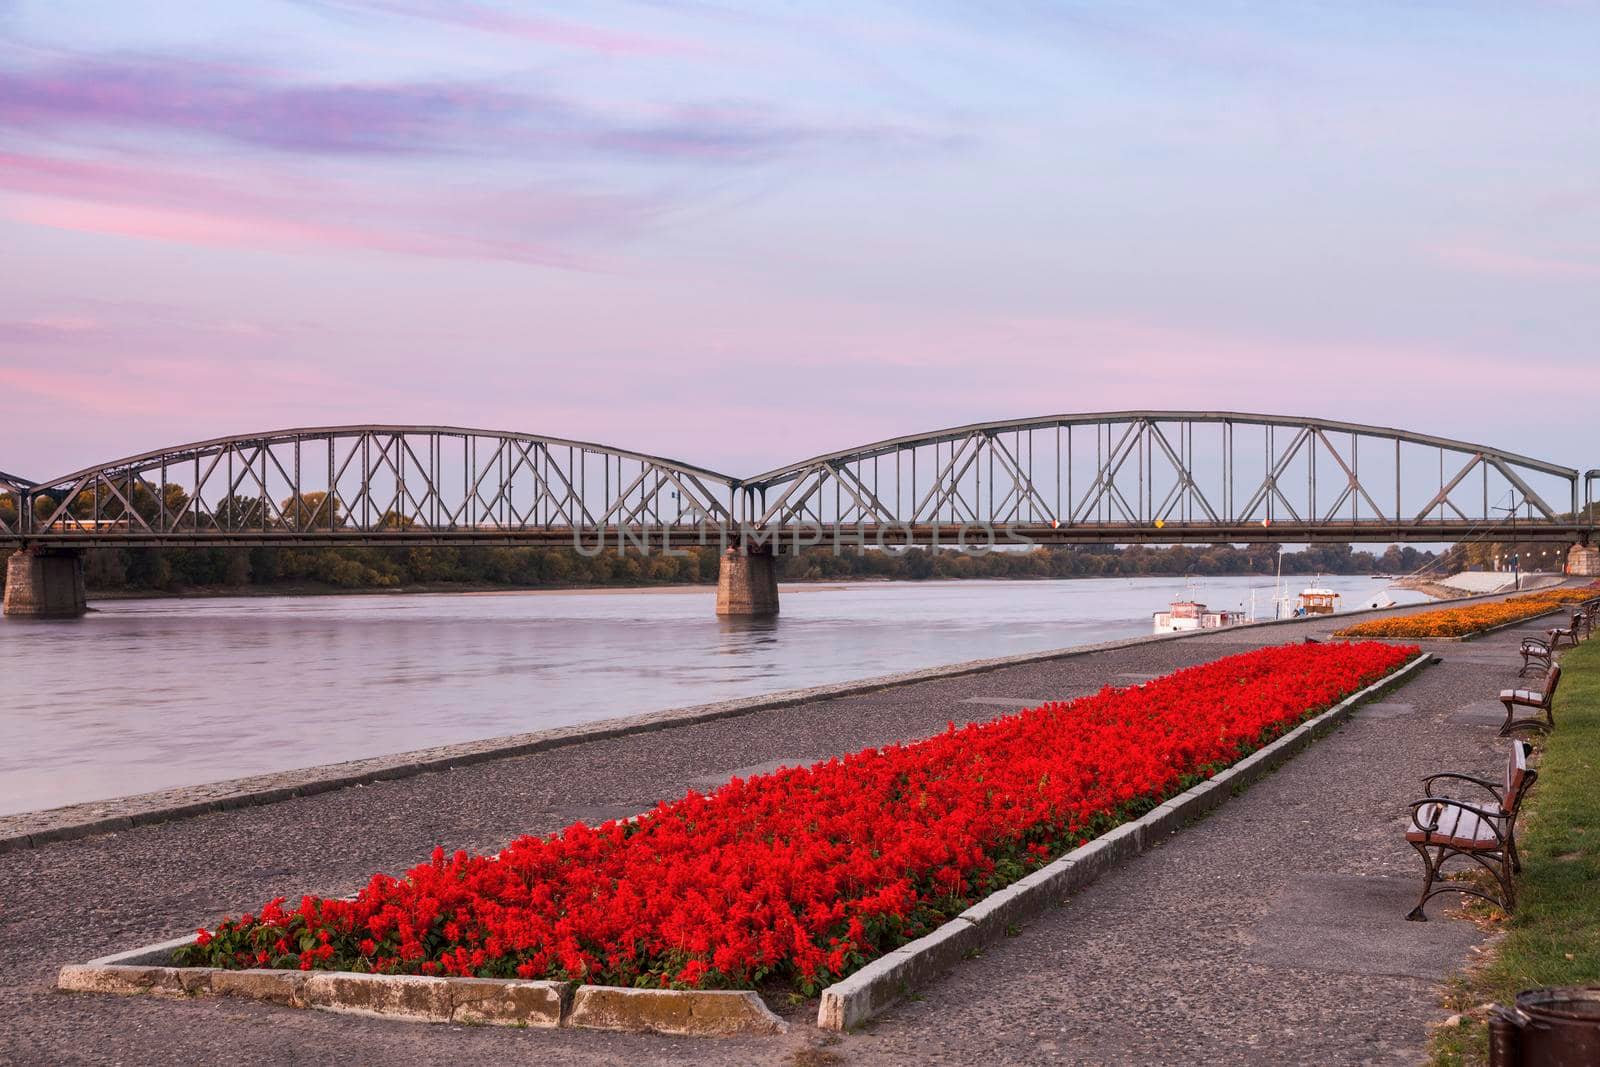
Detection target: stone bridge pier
<box><xmin>1569</xmin><ymin>540</ymin><xmax>1600</xmax><ymax>577</ymax></box>
<box><xmin>715</xmin><ymin>545</ymin><xmax>779</xmax><ymax>616</ymax></box>
<box><xmin>3</xmin><ymin>547</ymin><xmax>87</xmax><ymax>618</ymax></box>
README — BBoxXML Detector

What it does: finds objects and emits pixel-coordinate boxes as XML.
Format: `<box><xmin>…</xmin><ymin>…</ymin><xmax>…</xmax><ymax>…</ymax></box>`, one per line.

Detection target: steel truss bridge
<box><xmin>1</xmin><ymin>413</ymin><xmax>1595</xmax><ymax>549</ymax></box>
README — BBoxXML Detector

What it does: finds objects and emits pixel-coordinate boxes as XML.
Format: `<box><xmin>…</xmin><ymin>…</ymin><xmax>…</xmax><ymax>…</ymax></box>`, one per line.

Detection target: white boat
<box><xmin>1153</xmin><ymin>598</ymin><xmax>1248</xmax><ymax>634</ymax></box>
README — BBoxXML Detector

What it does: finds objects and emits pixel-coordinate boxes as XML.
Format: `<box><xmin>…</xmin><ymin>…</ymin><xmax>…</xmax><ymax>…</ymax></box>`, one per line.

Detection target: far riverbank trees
<box><xmin>33</xmin><ymin>541</ymin><xmax>1442</xmax><ymax>595</ymax></box>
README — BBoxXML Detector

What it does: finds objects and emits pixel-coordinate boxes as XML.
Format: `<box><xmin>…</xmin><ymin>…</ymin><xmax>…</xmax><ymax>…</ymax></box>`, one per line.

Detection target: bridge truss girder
<box><xmin>1</xmin><ymin>413</ymin><xmax>1590</xmax><ymax>547</ymax></box>
<box><xmin>738</xmin><ymin>412</ymin><xmax>1584</xmax><ymax>537</ymax></box>
<box><xmin>6</xmin><ymin>427</ymin><xmax>733</xmax><ymax>543</ymax></box>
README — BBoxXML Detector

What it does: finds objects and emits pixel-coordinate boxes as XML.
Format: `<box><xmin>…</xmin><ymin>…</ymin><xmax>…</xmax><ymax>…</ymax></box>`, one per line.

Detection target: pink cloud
<box><xmin>0</xmin><ymin>150</ymin><xmax>658</xmax><ymax>266</ymax></box>
<box><xmin>308</xmin><ymin>0</ymin><xmax>701</xmax><ymax>57</ymax></box>
<box><xmin>0</xmin><ymin>350</ymin><xmax>383</xmax><ymax>443</ymax></box>
<box><xmin>1433</xmin><ymin>243</ymin><xmax>1600</xmax><ymax>281</ymax></box>
<box><xmin>2</xmin><ymin>195</ymin><xmax>589</xmax><ymax>268</ymax></box>
<box><xmin>0</xmin><ymin>365</ymin><xmax>163</xmax><ymax>416</ymax></box>
<box><xmin>24</xmin><ymin>314</ymin><xmax>98</xmax><ymax>332</ymax></box>
<box><xmin>0</xmin><ymin>315</ymin><xmax>102</xmax><ymax>343</ymax></box>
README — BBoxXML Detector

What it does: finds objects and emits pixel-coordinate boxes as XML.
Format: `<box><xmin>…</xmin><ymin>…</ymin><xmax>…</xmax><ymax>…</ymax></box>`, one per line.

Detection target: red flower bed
<box><xmin>177</xmin><ymin>641</ymin><xmax>1416</xmax><ymax>993</ymax></box>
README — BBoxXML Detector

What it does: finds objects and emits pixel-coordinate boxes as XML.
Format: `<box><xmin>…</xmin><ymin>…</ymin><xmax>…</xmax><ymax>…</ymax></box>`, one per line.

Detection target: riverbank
<box><xmin>0</xmin><ymin>588</ymin><xmax>1560</xmax><ymax>1064</ymax></box>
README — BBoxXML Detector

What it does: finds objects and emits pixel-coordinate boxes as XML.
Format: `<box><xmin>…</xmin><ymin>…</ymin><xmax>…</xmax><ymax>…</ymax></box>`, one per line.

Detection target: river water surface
<box><xmin>1</xmin><ymin>575</ymin><xmax>1426</xmax><ymax>816</ymax></box>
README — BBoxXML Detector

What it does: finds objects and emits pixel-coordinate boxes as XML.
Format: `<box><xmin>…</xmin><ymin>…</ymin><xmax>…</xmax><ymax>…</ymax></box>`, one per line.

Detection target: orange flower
<box><xmin>1334</xmin><ymin>583</ymin><xmax>1599</xmax><ymax>639</ymax></box>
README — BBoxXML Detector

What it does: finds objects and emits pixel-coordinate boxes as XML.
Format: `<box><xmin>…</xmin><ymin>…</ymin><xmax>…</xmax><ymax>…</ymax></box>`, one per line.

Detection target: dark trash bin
<box><xmin>1489</xmin><ymin>987</ymin><xmax>1600</xmax><ymax>1066</ymax></box>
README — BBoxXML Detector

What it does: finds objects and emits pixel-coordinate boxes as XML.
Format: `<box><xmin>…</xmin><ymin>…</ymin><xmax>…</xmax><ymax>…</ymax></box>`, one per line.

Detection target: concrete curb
<box><xmin>57</xmin><ymin>942</ymin><xmax>784</xmax><ymax>1036</ymax></box>
<box><xmin>813</xmin><ymin>650</ymin><xmax>1435</xmax><ymax>1032</ymax></box>
<box><xmin>0</xmin><ymin>587</ymin><xmax>1496</xmax><ymax>854</ymax></box>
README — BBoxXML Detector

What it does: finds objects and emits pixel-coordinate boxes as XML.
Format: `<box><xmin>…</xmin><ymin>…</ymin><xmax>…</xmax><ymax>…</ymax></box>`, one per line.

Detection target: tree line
<box><xmin>40</xmin><ymin>540</ymin><xmax>1439</xmax><ymax>594</ymax></box>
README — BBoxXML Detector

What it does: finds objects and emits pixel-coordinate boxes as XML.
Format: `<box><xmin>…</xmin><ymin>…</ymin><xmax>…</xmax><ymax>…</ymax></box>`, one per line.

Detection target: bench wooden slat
<box><xmin>1406</xmin><ymin>804</ymin><xmax>1499</xmax><ymax>849</ymax></box>
<box><xmin>1498</xmin><ymin>664</ymin><xmax>1560</xmax><ymax>735</ymax></box>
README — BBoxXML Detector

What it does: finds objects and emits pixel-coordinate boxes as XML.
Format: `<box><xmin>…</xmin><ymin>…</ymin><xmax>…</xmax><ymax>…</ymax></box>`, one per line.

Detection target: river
<box><xmin>0</xmin><ymin>575</ymin><xmax>1428</xmax><ymax>816</ymax></box>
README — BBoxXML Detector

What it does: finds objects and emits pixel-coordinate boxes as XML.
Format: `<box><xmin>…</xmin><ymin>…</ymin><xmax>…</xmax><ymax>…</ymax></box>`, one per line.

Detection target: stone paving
<box><xmin>0</xmin><ymin>599</ymin><xmax>1557</xmax><ymax>1065</ymax></box>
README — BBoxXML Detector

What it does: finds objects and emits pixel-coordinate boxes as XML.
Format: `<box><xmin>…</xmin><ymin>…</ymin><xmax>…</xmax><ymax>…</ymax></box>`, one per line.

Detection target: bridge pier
<box><xmin>3</xmin><ymin>547</ymin><xmax>87</xmax><ymax>618</ymax></box>
<box><xmin>1568</xmin><ymin>542</ymin><xmax>1600</xmax><ymax>577</ymax></box>
<box><xmin>716</xmin><ymin>546</ymin><xmax>779</xmax><ymax>616</ymax></box>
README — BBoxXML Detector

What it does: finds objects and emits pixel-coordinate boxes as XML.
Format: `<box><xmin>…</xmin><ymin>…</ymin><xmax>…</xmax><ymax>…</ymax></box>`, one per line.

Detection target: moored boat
<box><xmin>1298</xmin><ymin>586</ymin><xmax>1341</xmax><ymax>616</ymax></box>
<box><xmin>1153</xmin><ymin>598</ymin><xmax>1248</xmax><ymax>634</ymax></box>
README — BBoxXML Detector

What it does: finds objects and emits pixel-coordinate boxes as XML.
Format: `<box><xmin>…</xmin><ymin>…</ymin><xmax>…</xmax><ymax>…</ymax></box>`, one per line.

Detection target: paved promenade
<box><xmin>0</xmin><ymin>596</ymin><xmax>1547</xmax><ymax>1065</ymax></box>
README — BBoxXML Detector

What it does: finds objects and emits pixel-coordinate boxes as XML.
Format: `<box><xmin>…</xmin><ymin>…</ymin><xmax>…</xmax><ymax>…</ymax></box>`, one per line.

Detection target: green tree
<box><xmin>212</xmin><ymin>494</ymin><xmax>265</xmax><ymax>530</ymax></box>
<box><xmin>280</xmin><ymin>491</ymin><xmax>340</xmax><ymax>530</ymax></box>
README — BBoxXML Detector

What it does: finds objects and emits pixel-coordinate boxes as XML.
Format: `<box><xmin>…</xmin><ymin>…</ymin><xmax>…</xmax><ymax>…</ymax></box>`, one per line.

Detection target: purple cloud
<box><xmin>0</xmin><ymin>54</ymin><xmax>954</xmax><ymax>164</ymax></box>
<box><xmin>592</xmin><ymin>102</ymin><xmax>927</xmax><ymax>161</ymax></box>
<box><xmin>0</xmin><ymin>56</ymin><xmax>522</xmax><ymax>155</ymax></box>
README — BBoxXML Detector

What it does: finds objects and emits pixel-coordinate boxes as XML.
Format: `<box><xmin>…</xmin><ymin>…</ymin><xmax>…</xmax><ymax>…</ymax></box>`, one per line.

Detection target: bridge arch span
<box><xmin>11</xmin><ymin>425</ymin><xmax>737</xmax><ymax>543</ymax></box>
<box><xmin>737</xmin><ymin>411</ymin><xmax>1583</xmax><ymax>535</ymax></box>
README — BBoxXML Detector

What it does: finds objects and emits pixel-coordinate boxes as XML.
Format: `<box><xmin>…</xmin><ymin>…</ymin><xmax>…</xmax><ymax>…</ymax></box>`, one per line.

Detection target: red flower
<box><xmin>179</xmin><ymin>642</ymin><xmax>1416</xmax><ymax>995</ymax></box>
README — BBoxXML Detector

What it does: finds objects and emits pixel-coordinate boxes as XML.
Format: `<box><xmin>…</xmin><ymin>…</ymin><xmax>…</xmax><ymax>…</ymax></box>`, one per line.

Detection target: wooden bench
<box><xmin>1548</xmin><ymin>611</ymin><xmax>1583</xmax><ymax>650</ymax></box>
<box><xmin>1406</xmin><ymin>739</ymin><xmax>1537</xmax><ymax>920</ymax></box>
<box><xmin>1498</xmin><ymin>664</ymin><xmax>1561</xmax><ymax>736</ymax></box>
<box><xmin>1518</xmin><ymin>637</ymin><xmax>1553</xmax><ymax>678</ymax></box>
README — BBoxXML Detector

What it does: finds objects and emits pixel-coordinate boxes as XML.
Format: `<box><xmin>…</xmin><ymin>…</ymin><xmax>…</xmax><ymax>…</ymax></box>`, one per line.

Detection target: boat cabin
<box><xmin>1299</xmin><ymin>588</ymin><xmax>1340</xmax><ymax>615</ymax></box>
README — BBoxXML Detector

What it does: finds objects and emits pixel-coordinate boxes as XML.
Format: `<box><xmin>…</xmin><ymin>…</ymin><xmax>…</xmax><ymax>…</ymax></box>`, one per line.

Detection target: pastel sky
<box><xmin>1</xmin><ymin>1</ymin><xmax>1596</xmax><ymax>482</ymax></box>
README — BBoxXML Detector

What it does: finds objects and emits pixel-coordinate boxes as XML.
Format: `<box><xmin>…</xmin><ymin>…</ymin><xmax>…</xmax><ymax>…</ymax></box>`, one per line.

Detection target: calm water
<box><xmin>0</xmin><ymin>575</ymin><xmax>1425</xmax><ymax>816</ymax></box>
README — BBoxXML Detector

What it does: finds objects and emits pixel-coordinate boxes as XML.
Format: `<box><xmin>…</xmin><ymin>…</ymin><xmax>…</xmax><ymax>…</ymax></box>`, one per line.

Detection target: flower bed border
<box><xmin>57</xmin><ymin>651</ymin><xmax>1433</xmax><ymax>1038</ymax></box>
<box><xmin>813</xmin><ymin>648</ymin><xmax>1437</xmax><ymax>1031</ymax></box>
<box><xmin>56</xmin><ymin>936</ymin><xmax>784</xmax><ymax>1036</ymax></box>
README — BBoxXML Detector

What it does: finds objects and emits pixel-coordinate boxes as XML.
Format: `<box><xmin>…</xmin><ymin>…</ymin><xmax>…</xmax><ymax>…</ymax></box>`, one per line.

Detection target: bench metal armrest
<box><xmin>1422</xmin><ymin>772</ymin><xmax>1503</xmax><ymax>804</ymax></box>
<box><xmin>1409</xmin><ymin>797</ymin><xmax>1506</xmax><ymax>845</ymax></box>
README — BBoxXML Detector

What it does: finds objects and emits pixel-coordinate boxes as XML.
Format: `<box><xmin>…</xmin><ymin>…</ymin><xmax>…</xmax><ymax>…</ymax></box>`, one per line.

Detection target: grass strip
<box><xmin>1430</xmin><ymin>637</ymin><xmax>1600</xmax><ymax>1065</ymax></box>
